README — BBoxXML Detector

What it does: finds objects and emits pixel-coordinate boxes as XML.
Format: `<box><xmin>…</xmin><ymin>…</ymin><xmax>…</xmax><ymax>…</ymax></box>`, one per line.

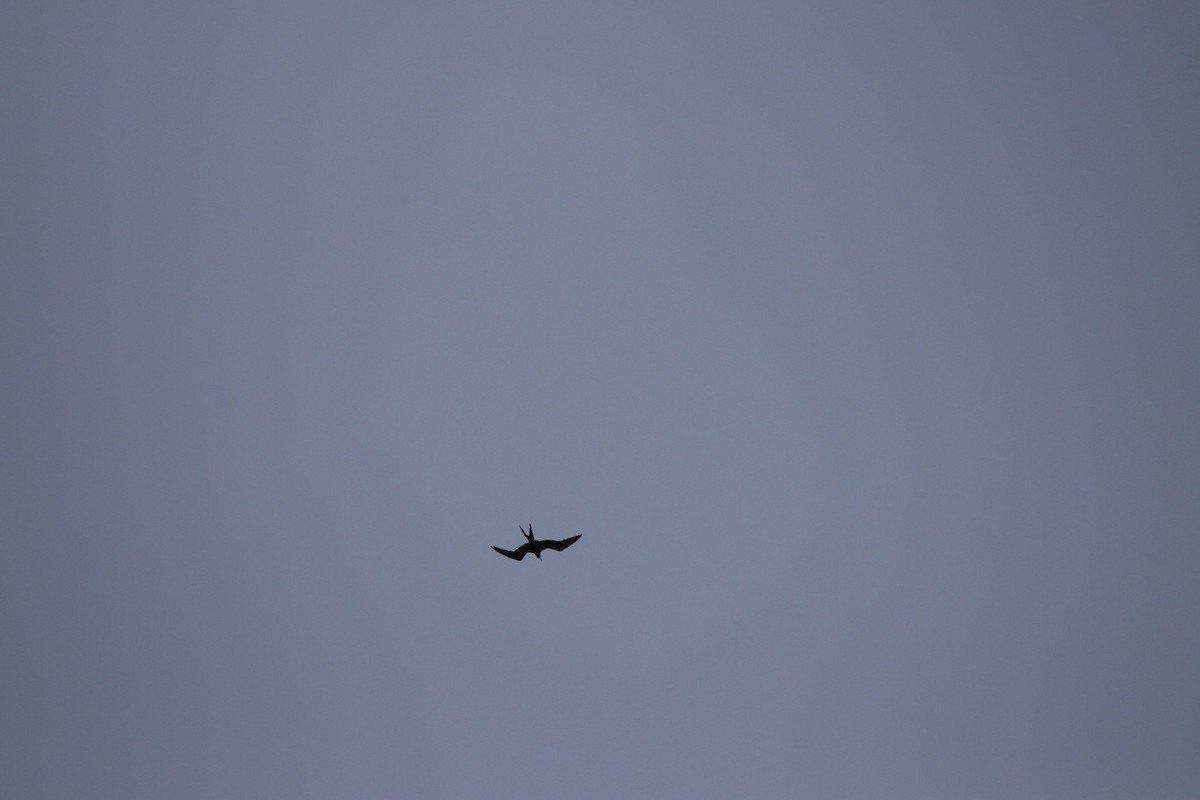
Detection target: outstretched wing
<box><xmin>492</xmin><ymin>542</ymin><xmax>532</xmax><ymax>560</ymax></box>
<box><xmin>540</xmin><ymin>534</ymin><xmax>582</xmax><ymax>552</ymax></box>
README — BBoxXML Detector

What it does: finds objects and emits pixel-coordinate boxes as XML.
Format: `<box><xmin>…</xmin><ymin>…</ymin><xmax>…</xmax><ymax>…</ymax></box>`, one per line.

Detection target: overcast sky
<box><xmin>3</xmin><ymin>2</ymin><xmax>1199</xmax><ymax>798</ymax></box>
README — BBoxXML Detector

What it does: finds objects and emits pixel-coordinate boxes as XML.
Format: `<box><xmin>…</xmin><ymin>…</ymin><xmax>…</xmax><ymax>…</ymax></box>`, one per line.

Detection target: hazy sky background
<box><xmin>3</xmin><ymin>2</ymin><xmax>1198</xmax><ymax>798</ymax></box>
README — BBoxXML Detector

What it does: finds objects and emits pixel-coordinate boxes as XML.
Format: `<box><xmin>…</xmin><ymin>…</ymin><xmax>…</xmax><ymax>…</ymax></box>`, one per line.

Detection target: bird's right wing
<box><xmin>541</xmin><ymin>534</ymin><xmax>582</xmax><ymax>552</ymax></box>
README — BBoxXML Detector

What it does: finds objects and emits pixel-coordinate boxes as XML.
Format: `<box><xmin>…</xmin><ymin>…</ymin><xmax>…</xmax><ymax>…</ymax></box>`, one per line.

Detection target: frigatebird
<box><xmin>492</xmin><ymin>525</ymin><xmax>581</xmax><ymax>561</ymax></box>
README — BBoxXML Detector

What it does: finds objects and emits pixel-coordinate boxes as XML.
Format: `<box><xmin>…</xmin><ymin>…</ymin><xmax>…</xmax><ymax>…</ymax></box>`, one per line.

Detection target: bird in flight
<box><xmin>492</xmin><ymin>525</ymin><xmax>582</xmax><ymax>561</ymax></box>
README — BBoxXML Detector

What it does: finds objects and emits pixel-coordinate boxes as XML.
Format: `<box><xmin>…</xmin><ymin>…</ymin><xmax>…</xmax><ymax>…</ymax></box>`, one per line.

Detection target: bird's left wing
<box><xmin>492</xmin><ymin>546</ymin><xmax>526</xmax><ymax>560</ymax></box>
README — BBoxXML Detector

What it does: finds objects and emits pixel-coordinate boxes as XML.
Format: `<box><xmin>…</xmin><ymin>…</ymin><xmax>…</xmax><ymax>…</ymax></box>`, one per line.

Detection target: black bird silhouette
<box><xmin>492</xmin><ymin>525</ymin><xmax>582</xmax><ymax>561</ymax></box>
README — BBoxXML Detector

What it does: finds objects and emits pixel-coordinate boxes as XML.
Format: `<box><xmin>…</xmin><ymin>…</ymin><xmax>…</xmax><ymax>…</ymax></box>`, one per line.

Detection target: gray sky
<box><xmin>3</xmin><ymin>2</ymin><xmax>1199</xmax><ymax>798</ymax></box>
